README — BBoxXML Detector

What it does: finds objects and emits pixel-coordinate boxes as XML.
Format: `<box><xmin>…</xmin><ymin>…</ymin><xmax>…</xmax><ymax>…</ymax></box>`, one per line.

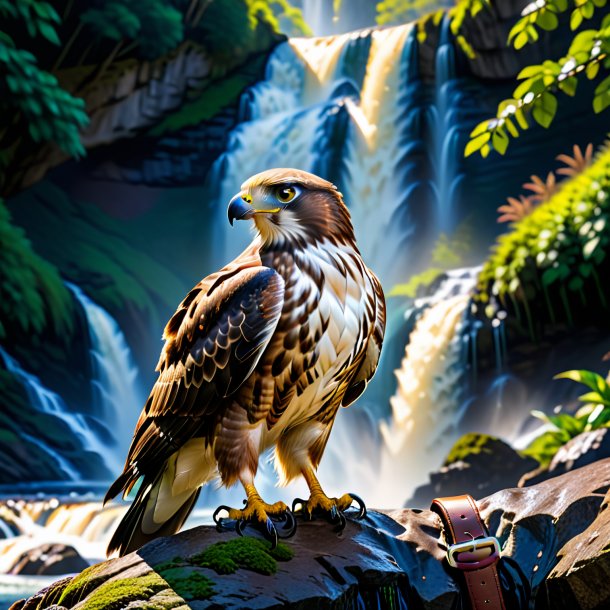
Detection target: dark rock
<box><xmin>541</xmin><ymin>489</ymin><xmax>610</xmax><ymax>610</ymax></box>
<box><xmin>407</xmin><ymin>433</ymin><xmax>538</xmax><ymax>507</ymax></box>
<box><xmin>8</xmin><ymin>544</ymin><xmax>88</xmax><ymax>577</ymax></box>
<box><xmin>520</xmin><ymin>428</ymin><xmax>610</xmax><ymax>487</ymax></box>
<box><xmin>13</xmin><ymin>459</ymin><xmax>610</xmax><ymax>610</ymax></box>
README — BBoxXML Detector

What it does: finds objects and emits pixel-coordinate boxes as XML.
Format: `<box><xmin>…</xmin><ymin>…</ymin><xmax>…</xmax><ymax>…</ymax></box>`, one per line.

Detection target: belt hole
<box><xmin>460</xmin><ymin>514</ymin><xmax>466</xmax><ymax>519</ymax></box>
<box><xmin>481</xmin><ymin>581</ymin><xmax>486</xmax><ymax>585</ymax></box>
<box><xmin>484</xmin><ymin>600</ymin><xmax>490</xmax><ymax>604</ymax></box>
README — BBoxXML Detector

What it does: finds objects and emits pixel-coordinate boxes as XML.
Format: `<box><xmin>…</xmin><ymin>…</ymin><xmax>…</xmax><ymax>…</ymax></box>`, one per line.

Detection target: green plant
<box><xmin>0</xmin><ymin>1</ymin><xmax>89</xmax><ymax>163</ymax></box>
<box><xmin>390</xmin><ymin>221</ymin><xmax>473</xmax><ymax>297</ymax></box>
<box><xmin>0</xmin><ymin>198</ymin><xmax>73</xmax><ymax>340</ymax></box>
<box><xmin>522</xmin><ymin>368</ymin><xmax>610</xmax><ymax>466</ymax></box>
<box><xmin>477</xmin><ymin>142</ymin><xmax>610</xmax><ymax>333</ymax></box>
<box><xmin>466</xmin><ymin>0</ymin><xmax>610</xmax><ymax>158</ymax></box>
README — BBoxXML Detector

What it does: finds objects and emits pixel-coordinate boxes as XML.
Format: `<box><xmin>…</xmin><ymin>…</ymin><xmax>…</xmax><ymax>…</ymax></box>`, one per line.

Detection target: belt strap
<box><xmin>431</xmin><ymin>495</ymin><xmax>506</xmax><ymax>610</ymax></box>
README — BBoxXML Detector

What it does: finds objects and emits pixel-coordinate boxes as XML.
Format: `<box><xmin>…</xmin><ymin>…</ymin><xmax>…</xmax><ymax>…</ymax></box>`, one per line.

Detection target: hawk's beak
<box><xmin>228</xmin><ymin>193</ymin><xmax>254</xmax><ymax>226</ymax></box>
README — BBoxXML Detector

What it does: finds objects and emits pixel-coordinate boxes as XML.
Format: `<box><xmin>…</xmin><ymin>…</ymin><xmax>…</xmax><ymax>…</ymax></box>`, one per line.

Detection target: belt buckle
<box><xmin>446</xmin><ymin>536</ymin><xmax>501</xmax><ymax>571</ymax></box>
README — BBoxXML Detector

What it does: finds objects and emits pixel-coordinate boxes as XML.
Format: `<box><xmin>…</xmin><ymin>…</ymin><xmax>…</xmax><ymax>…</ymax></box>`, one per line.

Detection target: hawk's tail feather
<box><xmin>106</xmin><ymin>471</ymin><xmax>201</xmax><ymax>558</ymax></box>
<box><xmin>104</xmin><ymin>470</ymin><xmax>132</xmax><ymax>506</ymax></box>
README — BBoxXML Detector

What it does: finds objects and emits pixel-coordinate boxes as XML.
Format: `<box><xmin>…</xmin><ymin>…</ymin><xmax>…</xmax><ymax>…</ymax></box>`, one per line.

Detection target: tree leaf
<box><xmin>537</xmin><ymin>10</ymin><xmax>559</xmax><ymax>31</ymax></box>
<box><xmin>492</xmin><ymin>129</ymin><xmax>509</xmax><ymax>155</ymax></box>
<box><xmin>558</xmin><ymin>75</ymin><xmax>578</xmax><ymax>96</ymax></box>
<box><xmin>570</xmin><ymin>9</ymin><xmax>583</xmax><ymax>30</ymax></box>
<box><xmin>532</xmin><ymin>91</ymin><xmax>557</xmax><ymax>128</ymax></box>
<box><xmin>464</xmin><ymin>132</ymin><xmax>490</xmax><ymax>157</ymax></box>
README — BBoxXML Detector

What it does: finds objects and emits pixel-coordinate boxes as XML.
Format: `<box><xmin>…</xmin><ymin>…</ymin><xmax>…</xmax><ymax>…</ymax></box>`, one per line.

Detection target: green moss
<box><xmin>79</xmin><ymin>572</ymin><xmax>167</xmax><ymax>610</ymax></box>
<box><xmin>476</xmin><ymin>145</ymin><xmax>610</xmax><ymax>330</ymax></box>
<box><xmin>150</xmin><ymin>55</ymin><xmax>267</xmax><ymax>137</ymax></box>
<box><xmin>157</xmin><ymin>568</ymin><xmax>214</xmax><ymax>601</ymax></box>
<box><xmin>191</xmin><ymin>537</ymin><xmax>294</xmax><ymax>576</ymax></box>
<box><xmin>443</xmin><ymin>433</ymin><xmax>500</xmax><ymax>466</ymax></box>
<box><xmin>389</xmin><ymin>267</ymin><xmax>444</xmax><ymax>298</ymax></box>
<box><xmin>58</xmin><ymin>562</ymin><xmax>108</xmax><ymax>607</ymax></box>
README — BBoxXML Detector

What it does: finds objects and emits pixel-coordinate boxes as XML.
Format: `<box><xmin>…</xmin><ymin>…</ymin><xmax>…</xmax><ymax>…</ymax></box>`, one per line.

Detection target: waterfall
<box><xmin>343</xmin><ymin>25</ymin><xmax>416</xmax><ymax>284</ymax></box>
<box><xmin>68</xmin><ymin>284</ymin><xmax>142</xmax><ymax>460</ymax></box>
<box><xmin>207</xmin><ymin>24</ymin><xmax>423</xmax><ymax>286</ymax></box>
<box><xmin>0</xmin><ymin>348</ymin><xmax>103</xmax><ymax>481</ymax></box>
<box><xmin>0</xmin><ymin>285</ymin><xmax>142</xmax><ymax>483</ymax></box>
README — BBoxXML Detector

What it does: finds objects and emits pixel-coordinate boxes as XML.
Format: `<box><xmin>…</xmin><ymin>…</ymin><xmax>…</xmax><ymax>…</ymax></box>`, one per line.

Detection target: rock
<box><xmin>520</xmin><ymin>428</ymin><xmax>610</xmax><ymax>487</ymax></box>
<box><xmin>407</xmin><ymin>433</ymin><xmax>538</xmax><ymax>507</ymax></box>
<box><xmin>8</xmin><ymin>543</ymin><xmax>89</xmax><ymax>576</ymax></box>
<box><xmin>11</xmin><ymin>459</ymin><xmax>610</xmax><ymax>610</ymax></box>
<box><xmin>542</xmin><ymin>490</ymin><xmax>610</xmax><ymax>610</ymax></box>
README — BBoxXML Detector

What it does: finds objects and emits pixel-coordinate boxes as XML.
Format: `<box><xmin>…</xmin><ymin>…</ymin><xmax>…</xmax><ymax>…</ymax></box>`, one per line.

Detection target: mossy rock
<box><xmin>443</xmin><ymin>433</ymin><xmax>502</xmax><ymax>466</ymax></box>
<box><xmin>76</xmin><ymin>572</ymin><xmax>168</xmax><ymax>610</ymax></box>
<box><xmin>156</xmin><ymin>568</ymin><xmax>214</xmax><ymax>601</ymax></box>
<box><xmin>191</xmin><ymin>536</ymin><xmax>294</xmax><ymax>575</ymax></box>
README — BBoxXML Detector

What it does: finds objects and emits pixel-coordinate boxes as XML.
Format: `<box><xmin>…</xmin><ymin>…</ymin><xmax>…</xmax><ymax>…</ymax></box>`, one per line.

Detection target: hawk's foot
<box><xmin>292</xmin><ymin>491</ymin><xmax>366</xmax><ymax>531</ymax></box>
<box><xmin>213</xmin><ymin>493</ymin><xmax>296</xmax><ymax>548</ymax></box>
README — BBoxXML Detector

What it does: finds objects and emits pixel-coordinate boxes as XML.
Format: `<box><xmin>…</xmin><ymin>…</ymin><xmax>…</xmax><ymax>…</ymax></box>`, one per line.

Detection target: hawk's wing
<box><xmin>341</xmin><ymin>272</ymin><xmax>386</xmax><ymax>408</ymax></box>
<box><xmin>105</xmin><ymin>261</ymin><xmax>284</xmax><ymax>502</ymax></box>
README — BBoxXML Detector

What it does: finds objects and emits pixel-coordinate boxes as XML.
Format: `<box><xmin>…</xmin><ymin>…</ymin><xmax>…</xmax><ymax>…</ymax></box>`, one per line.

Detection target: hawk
<box><xmin>105</xmin><ymin>168</ymin><xmax>386</xmax><ymax>557</ymax></box>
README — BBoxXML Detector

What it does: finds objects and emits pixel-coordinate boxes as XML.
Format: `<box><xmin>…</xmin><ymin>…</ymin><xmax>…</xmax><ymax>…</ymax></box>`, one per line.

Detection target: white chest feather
<box><xmin>267</xmin><ymin>240</ymin><xmax>372</xmax><ymax>439</ymax></box>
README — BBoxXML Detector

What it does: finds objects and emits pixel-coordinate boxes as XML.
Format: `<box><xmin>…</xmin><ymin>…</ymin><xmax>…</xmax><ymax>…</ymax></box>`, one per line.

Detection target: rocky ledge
<box><xmin>11</xmin><ymin>459</ymin><xmax>610</xmax><ymax>610</ymax></box>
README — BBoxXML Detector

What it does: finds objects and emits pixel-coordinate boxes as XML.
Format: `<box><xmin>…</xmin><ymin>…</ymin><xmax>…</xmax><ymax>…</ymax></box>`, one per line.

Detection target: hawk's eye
<box><xmin>275</xmin><ymin>185</ymin><xmax>299</xmax><ymax>203</ymax></box>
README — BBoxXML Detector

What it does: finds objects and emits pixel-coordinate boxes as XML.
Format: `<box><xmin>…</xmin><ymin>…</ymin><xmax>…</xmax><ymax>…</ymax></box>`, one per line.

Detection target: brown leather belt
<box><xmin>431</xmin><ymin>494</ymin><xmax>506</xmax><ymax>610</ymax></box>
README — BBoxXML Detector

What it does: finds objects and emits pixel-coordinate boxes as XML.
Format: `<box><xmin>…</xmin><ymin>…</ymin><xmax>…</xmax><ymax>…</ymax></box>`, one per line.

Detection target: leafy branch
<box><xmin>465</xmin><ymin>1</ymin><xmax>610</xmax><ymax>158</ymax></box>
<box><xmin>0</xmin><ymin>14</ymin><xmax>89</xmax><ymax>162</ymax></box>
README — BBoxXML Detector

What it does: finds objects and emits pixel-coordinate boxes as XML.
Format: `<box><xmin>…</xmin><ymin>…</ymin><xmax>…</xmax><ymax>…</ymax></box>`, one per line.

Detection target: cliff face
<box><xmin>11</xmin><ymin>459</ymin><xmax>610</xmax><ymax>610</ymax></box>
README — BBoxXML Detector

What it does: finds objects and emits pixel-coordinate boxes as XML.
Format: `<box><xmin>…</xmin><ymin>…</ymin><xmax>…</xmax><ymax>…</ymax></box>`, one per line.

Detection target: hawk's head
<box><xmin>227</xmin><ymin>168</ymin><xmax>355</xmax><ymax>248</ymax></box>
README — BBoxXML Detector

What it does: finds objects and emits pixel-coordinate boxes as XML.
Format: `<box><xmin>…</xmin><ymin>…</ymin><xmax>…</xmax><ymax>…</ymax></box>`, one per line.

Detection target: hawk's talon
<box><xmin>334</xmin><ymin>510</ymin><xmax>347</xmax><ymax>532</ymax></box>
<box><xmin>213</xmin><ymin>505</ymin><xmax>235</xmax><ymax>532</ymax></box>
<box><xmin>278</xmin><ymin>509</ymin><xmax>297</xmax><ymax>538</ymax></box>
<box><xmin>236</xmin><ymin>518</ymin><xmax>246</xmax><ymax>536</ymax></box>
<box><xmin>292</xmin><ymin>490</ymin><xmax>366</xmax><ymax>530</ymax></box>
<box><xmin>292</xmin><ymin>497</ymin><xmax>307</xmax><ymax>516</ymax></box>
<box><xmin>348</xmin><ymin>493</ymin><xmax>367</xmax><ymax>519</ymax></box>
<box><xmin>213</xmin><ymin>496</ymin><xmax>293</xmax><ymax>548</ymax></box>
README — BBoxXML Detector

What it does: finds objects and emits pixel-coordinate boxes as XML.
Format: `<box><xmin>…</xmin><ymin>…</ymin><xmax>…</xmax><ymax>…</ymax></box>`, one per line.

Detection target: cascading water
<box><xmin>207</xmin><ymin>23</ymin><xmax>428</xmax><ymax>288</ymax></box>
<box><xmin>0</xmin><ymin>348</ymin><xmax>104</xmax><ymax>481</ymax></box>
<box><xmin>0</xmin><ymin>284</ymin><xmax>142</xmax><ymax>483</ymax></box>
<box><xmin>68</xmin><ymin>284</ymin><xmax>142</xmax><ymax>462</ymax></box>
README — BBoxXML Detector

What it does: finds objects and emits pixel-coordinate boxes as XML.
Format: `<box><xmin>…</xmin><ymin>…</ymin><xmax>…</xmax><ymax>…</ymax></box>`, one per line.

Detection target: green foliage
<box><xmin>390</xmin><ymin>222</ymin><xmax>473</xmax><ymax>297</ymax></box>
<box><xmin>523</xmin><ymin>368</ymin><xmax>610</xmax><ymax>466</ymax></box>
<box><xmin>0</xmin><ymin>0</ymin><xmax>61</xmax><ymax>44</ymax></box>
<box><xmin>376</xmin><ymin>0</ymin><xmax>453</xmax><ymax>26</ymax></box>
<box><xmin>391</xmin><ymin>0</ymin><xmax>490</xmax><ymax>58</ymax></box>
<box><xmin>555</xmin><ymin>369</ymin><xmax>610</xmax><ymax>423</ymax></box>
<box><xmin>9</xmin><ymin>183</ymin><xmax>187</xmax><ymax>327</ymax></box>
<box><xmin>246</xmin><ymin>0</ymin><xmax>311</xmax><ymax>36</ymax></box>
<box><xmin>389</xmin><ymin>267</ymin><xmax>445</xmax><ymax>297</ymax></box>
<box><xmin>81</xmin><ymin>0</ymin><xmax>184</xmax><ymax>59</ymax></box>
<box><xmin>476</xmin><ymin>143</ymin><xmax>610</xmax><ymax>330</ymax></box>
<box><xmin>0</xmin><ymin>3</ymin><xmax>89</xmax><ymax>160</ymax></box>
<box><xmin>0</xmin><ymin>198</ymin><xmax>73</xmax><ymax>340</ymax></box>
<box><xmin>191</xmin><ymin>537</ymin><xmax>294</xmax><ymax>575</ymax></box>
<box><xmin>465</xmin><ymin>1</ymin><xmax>610</xmax><ymax>157</ymax></box>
